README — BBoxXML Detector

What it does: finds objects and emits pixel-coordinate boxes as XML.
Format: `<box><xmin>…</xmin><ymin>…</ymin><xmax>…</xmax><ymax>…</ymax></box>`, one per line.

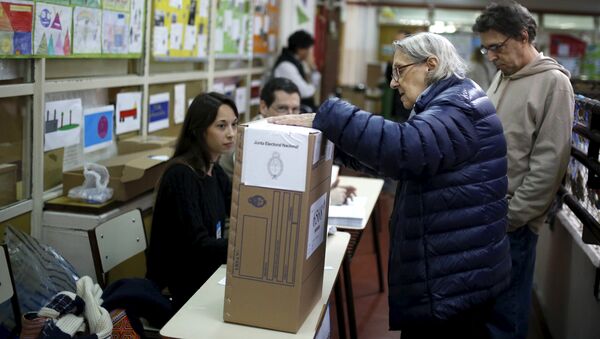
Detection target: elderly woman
<box><xmin>271</xmin><ymin>32</ymin><xmax>511</xmax><ymax>338</ymax></box>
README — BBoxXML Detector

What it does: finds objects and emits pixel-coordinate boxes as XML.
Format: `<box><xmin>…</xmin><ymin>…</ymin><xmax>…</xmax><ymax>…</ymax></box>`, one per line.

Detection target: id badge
<box><xmin>216</xmin><ymin>221</ymin><xmax>222</xmax><ymax>239</ymax></box>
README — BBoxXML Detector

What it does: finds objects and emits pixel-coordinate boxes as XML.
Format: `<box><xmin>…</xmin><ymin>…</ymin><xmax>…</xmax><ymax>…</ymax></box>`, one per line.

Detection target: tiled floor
<box><xmin>329</xmin><ymin>192</ymin><xmax>551</xmax><ymax>339</ymax></box>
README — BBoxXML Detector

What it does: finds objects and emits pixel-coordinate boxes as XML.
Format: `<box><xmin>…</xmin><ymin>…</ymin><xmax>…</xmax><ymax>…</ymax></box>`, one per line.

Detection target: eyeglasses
<box><xmin>392</xmin><ymin>60</ymin><xmax>426</xmax><ymax>82</ymax></box>
<box><xmin>480</xmin><ymin>37</ymin><xmax>510</xmax><ymax>55</ymax></box>
<box><xmin>271</xmin><ymin>105</ymin><xmax>301</xmax><ymax>115</ymax></box>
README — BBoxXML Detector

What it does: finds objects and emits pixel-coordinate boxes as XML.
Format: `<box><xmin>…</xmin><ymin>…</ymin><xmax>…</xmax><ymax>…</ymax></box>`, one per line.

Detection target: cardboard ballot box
<box><xmin>63</xmin><ymin>147</ymin><xmax>172</xmax><ymax>202</ymax></box>
<box><xmin>224</xmin><ymin>120</ymin><xmax>334</xmax><ymax>333</ymax></box>
<box><xmin>118</xmin><ymin>135</ymin><xmax>177</xmax><ymax>155</ymax></box>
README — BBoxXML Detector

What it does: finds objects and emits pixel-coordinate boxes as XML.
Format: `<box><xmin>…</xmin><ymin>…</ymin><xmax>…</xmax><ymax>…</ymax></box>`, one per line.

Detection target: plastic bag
<box><xmin>68</xmin><ymin>163</ymin><xmax>114</xmax><ymax>203</ymax></box>
<box><xmin>1</xmin><ymin>226</ymin><xmax>79</xmax><ymax>321</ymax></box>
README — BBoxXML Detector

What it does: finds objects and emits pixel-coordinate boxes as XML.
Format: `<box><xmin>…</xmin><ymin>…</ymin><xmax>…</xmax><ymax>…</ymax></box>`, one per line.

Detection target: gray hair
<box><xmin>393</xmin><ymin>32</ymin><xmax>468</xmax><ymax>84</ymax></box>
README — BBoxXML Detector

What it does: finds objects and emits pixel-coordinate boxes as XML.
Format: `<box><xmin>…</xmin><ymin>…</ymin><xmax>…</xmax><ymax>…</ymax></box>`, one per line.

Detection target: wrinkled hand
<box><xmin>268</xmin><ymin>113</ymin><xmax>316</xmax><ymax>128</ymax></box>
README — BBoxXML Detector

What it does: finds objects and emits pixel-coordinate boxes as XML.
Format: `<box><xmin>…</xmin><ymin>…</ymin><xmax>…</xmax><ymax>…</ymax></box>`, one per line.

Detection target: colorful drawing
<box><xmin>73</xmin><ymin>7</ymin><xmax>101</xmax><ymax>54</ymax></box>
<box><xmin>115</xmin><ymin>91</ymin><xmax>141</xmax><ymax>134</ymax></box>
<box><xmin>0</xmin><ymin>1</ymin><xmax>33</xmax><ymax>56</ymax></box>
<box><xmin>84</xmin><ymin>105</ymin><xmax>114</xmax><ymax>153</ymax></box>
<box><xmin>44</xmin><ymin>98</ymin><xmax>82</xmax><ymax>152</ymax></box>
<box><xmin>128</xmin><ymin>0</ymin><xmax>143</xmax><ymax>53</ymax></box>
<box><xmin>148</xmin><ymin>92</ymin><xmax>170</xmax><ymax>132</ymax></box>
<box><xmin>214</xmin><ymin>0</ymin><xmax>250</xmax><ymax>56</ymax></box>
<box><xmin>252</xmin><ymin>0</ymin><xmax>278</xmax><ymax>55</ymax></box>
<box><xmin>102</xmin><ymin>9</ymin><xmax>128</xmax><ymax>54</ymax></box>
<box><xmin>34</xmin><ymin>3</ymin><xmax>72</xmax><ymax>56</ymax></box>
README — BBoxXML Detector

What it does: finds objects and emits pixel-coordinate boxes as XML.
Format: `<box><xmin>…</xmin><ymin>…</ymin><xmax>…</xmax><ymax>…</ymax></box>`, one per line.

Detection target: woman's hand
<box><xmin>267</xmin><ymin>113</ymin><xmax>316</xmax><ymax>128</ymax></box>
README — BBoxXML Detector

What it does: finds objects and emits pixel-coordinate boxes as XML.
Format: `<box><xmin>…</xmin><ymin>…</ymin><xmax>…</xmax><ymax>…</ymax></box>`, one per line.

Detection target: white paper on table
<box><xmin>184</xmin><ymin>25</ymin><xmax>197</xmax><ymax>51</ymax></box>
<box><xmin>214</xmin><ymin>28</ymin><xmax>224</xmax><ymax>52</ymax></box>
<box><xmin>234</xmin><ymin>87</ymin><xmax>247</xmax><ymax>114</ymax></box>
<box><xmin>328</xmin><ymin>196</ymin><xmax>367</xmax><ymax>228</ymax></box>
<box><xmin>196</xmin><ymin>34</ymin><xmax>206</xmax><ymax>57</ymax></box>
<box><xmin>44</xmin><ymin>99</ymin><xmax>82</xmax><ymax>151</ymax></box>
<box><xmin>115</xmin><ymin>92</ymin><xmax>142</xmax><ymax>135</ymax></box>
<box><xmin>241</xmin><ymin>120</ymin><xmax>312</xmax><ymax>192</ymax></box>
<box><xmin>307</xmin><ymin>192</ymin><xmax>327</xmax><ymax>259</ymax></box>
<box><xmin>174</xmin><ymin>83</ymin><xmax>186</xmax><ymax>124</ymax></box>
<box><xmin>169</xmin><ymin>23</ymin><xmax>183</xmax><ymax>50</ymax></box>
<box><xmin>153</xmin><ymin>26</ymin><xmax>168</xmax><ymax>55</ymax></box>
<box><xmin>148</xmin><ymin>92</ymin><xmax>170</xmax><ymax>133</ymax></box>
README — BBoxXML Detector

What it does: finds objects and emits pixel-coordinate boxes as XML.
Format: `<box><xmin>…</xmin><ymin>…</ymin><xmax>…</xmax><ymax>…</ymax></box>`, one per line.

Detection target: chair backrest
<box><xmin>0</xmin><ymin>244</ymin><xmax>21</xmax><ymax>331</ymax></box>
<box><xmin>89</xmin><ymin>208</ymin><xmax>147</xmax><ymax>286</ymax></box>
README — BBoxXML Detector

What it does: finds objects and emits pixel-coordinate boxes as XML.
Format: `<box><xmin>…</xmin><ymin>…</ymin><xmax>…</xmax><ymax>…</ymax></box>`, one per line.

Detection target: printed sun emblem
<box><xmin>268</xmin><ymin>152</ymin><xmax>283</xmax><ymax>179</ymax></box>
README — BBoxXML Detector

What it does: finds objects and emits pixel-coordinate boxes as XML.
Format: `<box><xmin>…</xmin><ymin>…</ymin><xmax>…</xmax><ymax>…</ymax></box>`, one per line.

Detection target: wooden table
<box><xmin>160</xmin><ymin>232</ymin><xmax>351</xmax><ymax>339</ymax></box>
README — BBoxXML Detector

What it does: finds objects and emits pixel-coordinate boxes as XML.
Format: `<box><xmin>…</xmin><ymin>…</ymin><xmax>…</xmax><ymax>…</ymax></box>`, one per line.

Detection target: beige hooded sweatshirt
<box><xmin>487</xmin><ymin>53</ymin><xmax>574</xmax><ymax>233</ymax></box>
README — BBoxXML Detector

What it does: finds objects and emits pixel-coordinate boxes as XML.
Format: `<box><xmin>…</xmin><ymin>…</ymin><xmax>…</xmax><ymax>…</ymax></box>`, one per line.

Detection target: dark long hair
<box><xmin>173</xmin><ymin>92</ymin><xmax>238</xmax><ymax>175</ymax></box>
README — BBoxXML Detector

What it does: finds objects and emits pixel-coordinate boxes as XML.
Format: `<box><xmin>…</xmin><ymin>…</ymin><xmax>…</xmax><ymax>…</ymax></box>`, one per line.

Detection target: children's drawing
<box><xmin>102</xmin><ymin>9</ymin><xmax>128</xmax><ymax>54</ymax></box>
<box><xmin>71</xmin><ymin>0</ymin><xmax>101</xmax><ymax>8</ymax></box>
<box><xmin>115</xmin><ymin>91</ymin><xmax>141</xmax><ymax>135</ymax></box>
<box><xmin>34</xmin><ymin>2</ymin><xmax>72</xmax><ymax>56</ymax></box>
<box><xmin>73</xmin><ymin>6</ymin><xmax>101</xmax><ymax>54</ymax></box>
<box><xmin>128</xmin><ymin>0</ymin><xmax>143</xmax><ymax>53</ymax></box>
<box><xmin>0</xmin><ymin>1</ymin><xmax>33</xmax><ymax>56</ymax></box>
<box><xmin>44</xmin><ymin>98</ymin><xmax>82</xmax><ymax>151</ymax></box>
<box><xmin>103</xmin><ymin>0</ymin><xmax>129</xmax><ymax>12</ymax></box>
<box><xmin>148</xmin><ymin>92</ymin><xmax>170</xmax><ymax>133</ymax></box>
<box><xmin>84</xmin><ymin>105</ymin><xmax>114</xmax><ymax>153</ymax></box>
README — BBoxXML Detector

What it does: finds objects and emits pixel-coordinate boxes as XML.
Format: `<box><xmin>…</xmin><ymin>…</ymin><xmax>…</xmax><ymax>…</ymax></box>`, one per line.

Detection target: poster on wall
<box><xmin>44</xmin><ymin>98</ymin><xmax>82</xmax><ymax>151</ymax></box>
<box><xmin>102</xmin><ymin>9</ymin><xmax>129</xmax><ymax>54</ymax></box>
<box><xmin>148</xmin><ymin>92</ymin><xmax>170</xmax><ymax>132</ymax></box>
<box><xmin>214</xmin><ymin>0</ymin><xmax>250</xmax><ymax>57</ymax></box>
<box><xmin>84</xmin><ymin>105</ymin><xmax>114</xmax><ymax>153</ymax></box>
<box><xmin>72</xmin><ymin>6</ymin><xmax>101</xmax><ymax>54</ymax></box>
<box><xmin>115</xmin><ymin>91</ymin><xmax>141</xmax><ymax>135</ymax></box>
<box><xmin>252</xmin><ymin>0</ymin><xmax>278</xmax><ymax>55</ymax></box>
<box><xmin>152</xmin><ymin>0</ymin><xmax>209</xmax><ymax>59</ymax></box>
<box><xmin>34</xmin><ymin>2</ymin><xmax>72</xmax><ymax>56</ymax></box>
<box><xmin>128</xmin><ymin>0</ymin><xmax>143</xmax><ymax>53</ymax></box>
<box><xmin>0</xmin><ymin>0</ymin><xmax>33</xmax><ymax>56</ymax></box>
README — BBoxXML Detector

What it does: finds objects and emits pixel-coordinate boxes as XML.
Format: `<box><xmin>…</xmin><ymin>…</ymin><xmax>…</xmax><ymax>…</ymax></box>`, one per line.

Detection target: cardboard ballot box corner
<box><xmin>224</xmin><ymin>120</ymin><xmax>334</xmax><ymax>333</ymax></box>
<box><xmin>62</xmin><ymin>147</ymin><xmax>173</xmax><ymax>202</ymax></box>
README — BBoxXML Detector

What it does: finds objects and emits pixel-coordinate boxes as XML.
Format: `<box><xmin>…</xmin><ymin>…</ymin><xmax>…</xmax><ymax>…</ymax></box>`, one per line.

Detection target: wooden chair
<box><xmin>88</xmin><ymin>208</ymin><xmax>147</xmax><ymax>287</ymax></box>
<box><xmin>0</xmin><ymin>244</ymin><xmax>21</xmax><ymax>335</ymax></box>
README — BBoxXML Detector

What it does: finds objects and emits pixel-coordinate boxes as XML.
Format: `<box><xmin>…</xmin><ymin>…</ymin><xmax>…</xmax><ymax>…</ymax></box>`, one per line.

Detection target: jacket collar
<box><xmin>413</xmin><ymin>75</ymin><xmax>461</xmax><ymax>114</ymax></box>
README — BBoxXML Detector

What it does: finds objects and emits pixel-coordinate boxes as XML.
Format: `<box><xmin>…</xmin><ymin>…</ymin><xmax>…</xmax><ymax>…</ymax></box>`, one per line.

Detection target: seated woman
<box><xmin>146</xmin><ymin>92</ymin><xmax>238</xmax><ymax>310</ymax></box>
<box><xmin>271</xmin><ymin>32</ymin><xmax>511</xmax><ymax>338</ymax></box>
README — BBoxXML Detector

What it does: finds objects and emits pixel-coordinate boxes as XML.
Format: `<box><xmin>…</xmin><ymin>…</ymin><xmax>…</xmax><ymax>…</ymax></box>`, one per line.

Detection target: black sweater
<box><xmin>146</xmin><ymin>162</ymin><xmax>230</xmax><ymax>310</ymax></box>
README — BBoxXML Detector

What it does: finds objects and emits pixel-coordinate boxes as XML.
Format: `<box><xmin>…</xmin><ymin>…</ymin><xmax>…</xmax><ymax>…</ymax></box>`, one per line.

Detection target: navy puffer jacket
<box><xmin>314</xmin><ymin>76</ymin><xmax>511</xmax><ymax>329</ymax></box>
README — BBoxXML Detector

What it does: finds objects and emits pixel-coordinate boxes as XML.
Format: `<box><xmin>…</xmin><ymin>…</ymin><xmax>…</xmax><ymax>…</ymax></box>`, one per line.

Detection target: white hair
<box><xmin>393</xmin><ymin>32</ymin><xmax>468</xmax><ymax>84</ymax></box>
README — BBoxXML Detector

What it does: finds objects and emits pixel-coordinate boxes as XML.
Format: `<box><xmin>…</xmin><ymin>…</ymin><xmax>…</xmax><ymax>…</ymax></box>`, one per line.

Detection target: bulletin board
<box><xmin>214</xmin><ymin>0</ymin><xmax>250</xmax><ymax>58</ymax></box>
<box><xmin>252</xmin><ymin>0</ymin><xmax>277</xmax><ymax>56</ymax></box>
<box><xmin>152</xmin><ymin>0</ymin><xmax>209</xmax><ymax>60</ymax></box>
<box><xmin>0</xmin><ymin>0</ymin><xmax>144</xmax><ymax>58</ymax></box>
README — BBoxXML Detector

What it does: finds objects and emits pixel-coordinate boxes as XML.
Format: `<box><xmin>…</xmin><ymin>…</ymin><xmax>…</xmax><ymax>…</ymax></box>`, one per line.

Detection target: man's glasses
<box><xmin>272</xmin><ymin>105</ymin><xmax>301</xmax><ymax>115</ymax></box>
<box><xmin>480</xmin><ymin>37</ymin><xmax>510</xmax><ymax>55</ymax></box>
<box><xmin>392</xmin><ymin>60</ymin><xmax>426</xmax><ymax>82</ymax></box>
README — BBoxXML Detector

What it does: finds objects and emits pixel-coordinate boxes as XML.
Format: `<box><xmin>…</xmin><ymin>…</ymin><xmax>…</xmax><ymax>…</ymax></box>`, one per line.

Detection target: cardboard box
<box><xmin>63</xmin><ymin>147</ymin><xmax>173</xmax><ymax>202</ymax></box>
<box><xmin>44</xmin><ymin>148</ymin><xmax>64</xmax><ymax>190</ymax></box>
<box><xmin>366</xmin><ymin>62</ymin><xmax>384</xmax><ymax>89</ymax></box>
<box><xmin>224</xmin><ymin>120</ymin><xmax>334</xmax><ymax>332</ymax></box>
<box><xmin>0</xmin><ymin>163</ymin><xmax>17</xmax><ymax>206</ymax></box>
<box><xmin>118</xmin><ymin>135</ymin><xmax>177</xmax><ymax>155</ymax></box>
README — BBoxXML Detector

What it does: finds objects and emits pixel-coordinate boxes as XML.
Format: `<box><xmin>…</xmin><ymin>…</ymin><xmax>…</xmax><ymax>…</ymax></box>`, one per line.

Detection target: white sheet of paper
<box><xmin>148</xmin><ymin>92</ymin><xmax>170</xmax><ymax>133</ymax></box>
<box><xmin>44</xmin><ymin>99</ymin><xmax>82</xmax><ymax>151</ymax></box>
<box><xmin>174</xmin><ymin>83</ymin><xmax>186</xmax><ymax>124</ymax></box>
<box><xmin>153</xmin><ymin>26</ymin><xmax>168</xmax><ymax>55</ymax></box>
<box><xmin>254</xmin><ymin>16</ymin><xmax>261</xmax><ymax>35</ymax></box>
<box><xmin>184</xmin><ymin>25</ymin><xmax>197</xmax><ymax>51</ymax></box>
<box><xmin>307</xmin><ymin>192</ymin><xmax>327</xmax><ymax>259</ymax></box>
<box><xmin>231</xmin><ymin>19</ymin><xmax>240</xmax><ymax>40</ymax></box>
<box><xmin>115</xmin><ymin>92</ymin><xmax>142</xmax><ymax>135</ymax></box>
<box><xmin>199</xmin><ymin>0</ymin><xmax>209</xmax><ymax>17</ymax></box>
<box><xmin>129</xmin><ymin>0</ymin><xmax>144</xmax><ymax>53</ymax></box>
<box><xmin>263</xmin><ymin>15</ymin><xmax>270</xmax><ymax>32</ymax></box>
<box><xmin>241</xmin><ymin>120</ymin><xmax>310</xmax><ymax>192</ymax></box>
<box><xmin>214</xmin><ymin>28</ymin><xmax>224</xmax><ymax>52</ymax></box>
<box><xmin>224</xmin><ymin>10</ymin><xmax>232</xmax><ymax>29</ymax></box>
<box><xmin>218</xmin><ymin>277</ymin><xmax>226</xmax><ymax>286</ymax></box>
<box><xmin>63</xmin><ymin>143</ymin><xmax>84</xmax><ymax>172</ymax></box>
<box><xmin>169</xmin><ymin>23</ymin><xmax>183</xmax><ymax>50</ymax></box>
<box><xmin>196</xmin><ymin>34</ymin><xmax>206</xmax><ymax>57</ymax></box>
<box><xmin>234</xmin><ymin>87</ymin><xmax>247</xmax><ymax>114</ymax></box>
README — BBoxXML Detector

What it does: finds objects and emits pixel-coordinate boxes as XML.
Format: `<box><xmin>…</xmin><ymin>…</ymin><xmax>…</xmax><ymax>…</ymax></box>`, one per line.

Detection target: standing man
<box><xmin>273</xmin><ymin>30</ymin><xmax>321</xmax><ymax>112</ymax></box>
<box><xmin>473</xmin><ymin>1</ymin><xmax>574</xmax><ymax>338</ymax></box>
